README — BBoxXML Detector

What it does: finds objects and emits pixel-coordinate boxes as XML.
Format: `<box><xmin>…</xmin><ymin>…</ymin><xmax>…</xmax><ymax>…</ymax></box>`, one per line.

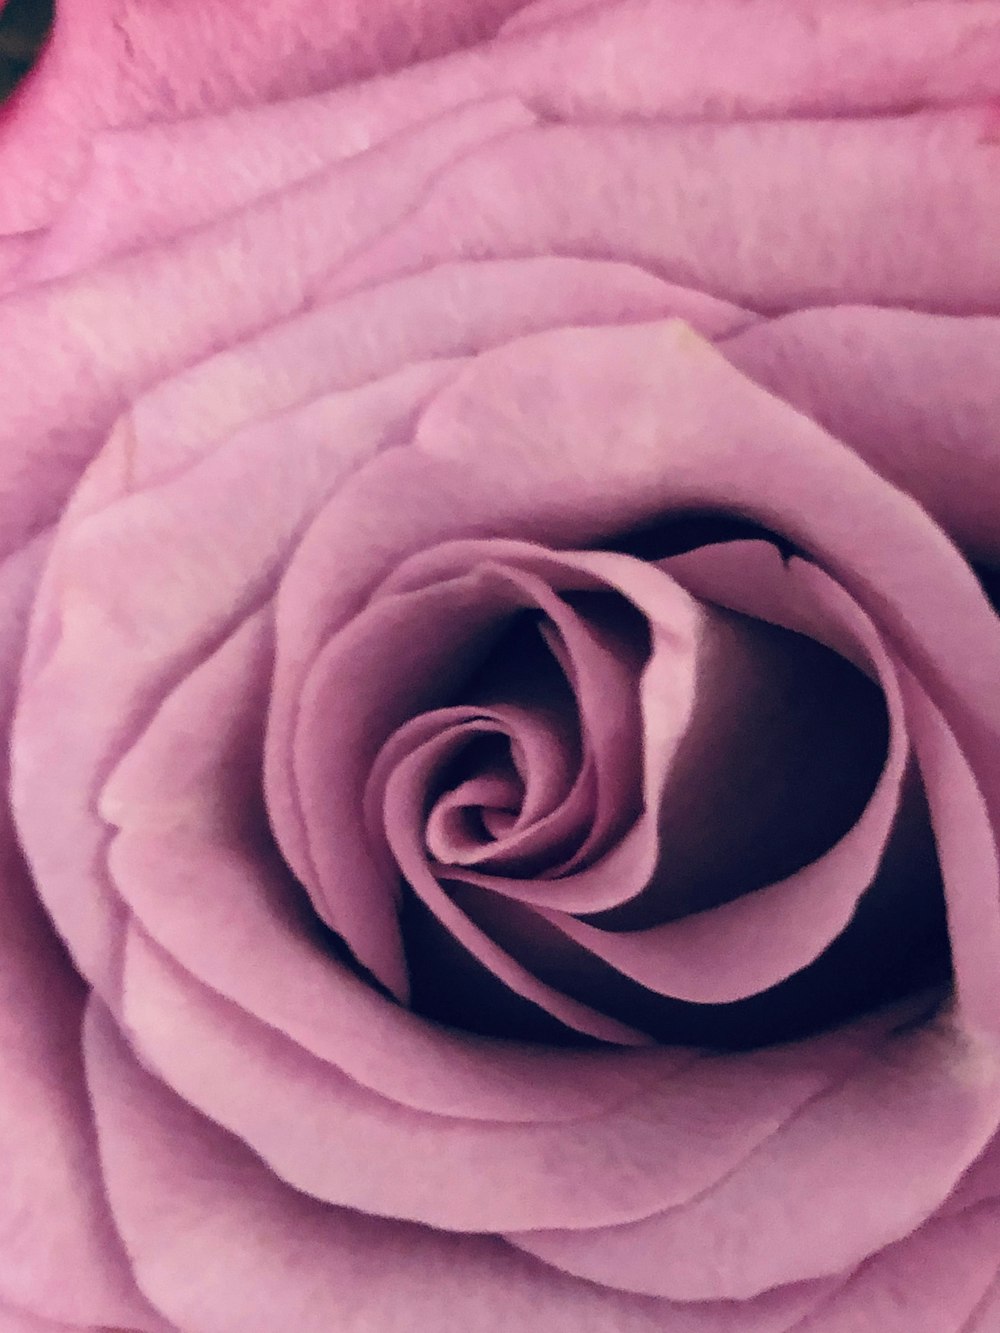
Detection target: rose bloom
<box><xmin>2</xmin><ymin>0</ymin><xmax>1000</xmax><ymax>1329</ymax></box>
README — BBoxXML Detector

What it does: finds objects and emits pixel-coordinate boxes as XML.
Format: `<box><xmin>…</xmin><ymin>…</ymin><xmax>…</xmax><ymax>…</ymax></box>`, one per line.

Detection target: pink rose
<box><xmin>3</xmin><ymin>1</ymin><xmax>1000</xmax><ymax>1329</ymax></box>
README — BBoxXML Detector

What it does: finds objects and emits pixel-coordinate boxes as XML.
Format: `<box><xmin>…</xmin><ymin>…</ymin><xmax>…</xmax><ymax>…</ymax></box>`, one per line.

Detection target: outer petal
<box><xmin>785</xmin><ymin>1195</ymin><xmax>1000</xmax><ymax>1333</ymax></box>
<box><xmin>12</xmin><ymin>359</ymin><xmax>456</xmax><ymax>993</ymax></box>
<box><xmin>330</xmin><ymin>108</ymin><xmax>1000</xmax><ymax>315</ymax></box>
<box><xmin>0</xmin><ymin>95</ymin><xmax>535</xmax><ymax>561</ymax></box>
<box><xmin>139</xmin><ymin>0</ymin><xmax>1000</xmax><ymax>232</ymax></box>
<box><xmin>270</xmin><ymin>320</ymin><xmax>1000</xmax><ymax>936</ymax></box>
<box><xmin>0</xmin><ymin>546</ymin><xmax>159</xmax><ymax>1327</ymax></box>
<box><xmin>506</xmin><ymin>1021</ymin><xmax>1000</xmax><ymax>1300</ymax></box>
<box><xmin>84</xmin><ymin>1000</ymin><xmax>827</xmax><ymax>1333</ymax></box>
<box><xmin>0</xmin><ymin>0</ymin><xmax>534</xmax><ymax>231</ymax></box>
<box><xmin>11</xmin><ymin>262</ymin><xmax>747</xmax><ymax>996</ymax></box>
<box><xmin>116</xmin><ymin>926</ymin><xmax>870</xmax><ymax>1236</ymax></box>
<box><xmin>722</xmin><ymin>308</ymin><xmax>1000</xmax><ymax>565</ymax></box>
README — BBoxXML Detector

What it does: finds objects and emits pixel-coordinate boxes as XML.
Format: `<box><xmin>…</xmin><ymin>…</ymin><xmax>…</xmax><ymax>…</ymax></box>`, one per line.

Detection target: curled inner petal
<box><xmin>340</xmin><ymin>534</ymin><xmax>945</xmax><ymax>1047</ymax></box>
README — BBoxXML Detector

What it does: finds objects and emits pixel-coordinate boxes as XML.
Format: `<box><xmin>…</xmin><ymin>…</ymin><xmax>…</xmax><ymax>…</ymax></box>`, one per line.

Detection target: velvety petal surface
<box><xmin>4</xmin><ymin>4</ymin><xmax>1000</xmax><ymax>1327</ymax></box>
<box><xmin>12</xmin><ymin>361</ymin><xmax>457</xmax><ymax>992</ymax></box>
<box><xmin>0</xmin><ymin>0</ymin><xmax>534</xmax><ymax>231</ymax></box>
<box><xmin>86</xmin><ymin>1000</ymin><xmax>835</xmax><ymax>1333</ymax></box>
<box><xmin>331</xmin><ymin>109</ymin><xmax>1000</xmax><ymax>314</ymax></box>
<box><xmin>267</xmin><ymin>323</ymin><xmax>1000</xmax><ymax>1009</ymax></box>
<box><xmin>722</xmin><ymin>308</ymin><xmax>1000</xmax><ymax>565</ymax></box>
<box><xmin>0</xmin><ymin>95</ymin><xmax>534</xmax><ymax>561</ymax></box>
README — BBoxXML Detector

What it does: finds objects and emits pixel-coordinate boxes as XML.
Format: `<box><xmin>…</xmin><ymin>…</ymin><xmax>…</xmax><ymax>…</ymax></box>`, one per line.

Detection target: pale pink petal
<box><xmin>160</xmin><ymin>0</ymin><xmax>1000</xmax><ymax>224</ymax></box>
<box><xmin>0</xmin><ymin>0</ymin><xmax>534</xmax><ymax>232</ymax></box>
<box><xmin>332</xmin><ymin>108</ymin><xmax>1000</xmax><ymax>314</ymax></box>
<box><xmin>12</xmin><ymin>362</ymin><xmax>452</xmax><ymax>991</ymax></box>
<box><xmin>0</xmin><ymin>96</ymin><xmax>532</xmax><ymax>562</ymax></box>
<box><xmin>118</xmin><ymin>257</ymin><xmax>743</xmax><ymax>509</ymax></box>
<box><xmin>100</xmin><ymin>599</ymin><xmax>673</xmax><ymax>1119</ymax></box>
<box><xmin>85</xmin><ymin>998</ymin><xmax>826</xmax><ymax>1333</ymax></box>
<box><xmin>0</xmin><ymin>1303</ymin><xmax>159</xmax><ymax>1333</ymax></box>
<box><xmin>109</xmin><ymin>834</ymin><xmax>664</xmax><ymax>1122</ymax></box>
<box><xmin>117</xmin><ymin>927</ymin><xmax>883</xmax><ymax>1234</ymax></box>
<box><xmin>787</xmin><ymin>1196</ymin><xmax>1000</xmax><ymax>1333</ymax></box>
<box><xmin>507</xmin><ymin>1018</ymin><xmax>1000</xmax><ymax>1299</ymax></box>
<box><xmin>722</xmin><ymin>308</ymin><xmax>1000</xmax><ymax>565</ymax></box>
<box><xmin>0</xmin><ymin>544</ymin><xmax>159</xmax><ymax>1328</ymax></box>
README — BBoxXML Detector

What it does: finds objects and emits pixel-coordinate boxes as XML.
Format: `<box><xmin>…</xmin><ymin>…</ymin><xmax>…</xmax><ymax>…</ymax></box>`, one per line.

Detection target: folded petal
<box><xmin>787</xmin><ymin>1194</ymin><xmax>1000</xmax><ymax>1333</ymax></box>
<box><xmin>0</xmin><ymin>96</ymin><xmax>533</xmax><ymax>560</ymax></box>
<box><xmin>271</xmin><ymin>322</ymin><xmax>1000</xmax><ymax>911</ymax></box>
<box><xmin>144</xmin><ymin>0</ymin><xmax>1000</xmax><ymax>240</ymax></box>
<box><xmin>722</xmin><ymin>308</ymin><xmax>1000</xmax><ymax>565</ymax></box>
<box><xmin>84</xmin><ymin>997</ymin><xmax>826</xmax><ymax>1333</ymax></box>
<box><xmin>507</xmin><ymin>1018</ymin><xmax>1000</xmax><ymax>1299</ymax></box>
<box><xmin>0</xmin><ymin>0</ymin><xmax>534</xmax><ymax>232</ymax></box>
<box><xmin>12</xmin><ymin>361</ymin><xmax>452</xmax><ymax>990</ymax></box>
<box><xmin>0</xmin><ymin>543</ymin><xmax>159</xmax><ymax>1329</ymax></box>
<box><xmin>332</xmin><ymin>108</ymin><xmax>1000</xmax><ymax>315</ymax></box>
<box><xmin>116</xmin><ymin>927</ymin><xmax>877</xmax><ymax>1235</ymax></box>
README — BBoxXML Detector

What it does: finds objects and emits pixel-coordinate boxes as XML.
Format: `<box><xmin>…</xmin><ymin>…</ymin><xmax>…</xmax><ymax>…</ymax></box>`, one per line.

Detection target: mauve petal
<box><xmin>941</xmin><ymin>1132</ymin><xmax>1000</xmax><ymax>1221</ymax></box>
<box><xmin>287</xmin><ymin>575</ymin><xmax>525</xmax><ymax>997</ymax></box>
<box><xmin>158</xmin><ymin>0</ymin><xmax>1000</xmax><ymax>216</ymax></box>
<box><xmin>84</xmin><ymin>999</ymin><xmax>829</xmax><ymax>1333</ymax></box>
<box><xmin>501</xmin><ymin>0</ymin><xmax>606</xmax><ymax>31</ymax></box>
<box><xmin>101</xmin><ymin>610</ymin><xmax>671</xmax><ymax>1120</ymax></box>
<box><xmin>117</xmin><ymin>258</ymin><xmax>743</xmax><ymax>511</ymax></box>
<box><xmin>722</xmin><ymin>308</ymin><xmax>1000</xmax><ymax>566</ymax></box>
<box><xmin>416</xmin><ymin>323</ymin><xmax>1000</xmax><ymax>825</ymax></box>
<box><xmin>270</xmin><ymin>323</ymin><xmax>1000</xmax><ymax>995</ymax></box>
<box><xmin>117</xmin><ymin>927</ymin><xmax>884</xmax><ymax>1234</ymax></box>
<box><xmin>422</xmin><ymin>712</ymin><xmax>577</xmax><ymax>866</ymax></box>
<box><xmin>382</xmin><ymin>735</ymin><xmax>647</xmax><ymax>1044</ymax></box>
<box><xmin>0</xmin><ymin>1305</ymin><xmax>166</xmax><ymax>1333</ymax></box>
<box><xmin>364</xmin><ymin>552</ymin><xmax>647</xmax><ymax>873</ymax></box>
<box><xmin>285</xmin><ymin>543</ymin><xmax>693</xmax><ymax>1007</ymax></box>
<box><xmin>496</xmin><ymin>0</ymin><xmax>1000</xmax><ymax>120</ymax></box>
<box><xmin>360</xmin><ymin>536</ymin><xmax>901</xmax><ymax>1029</ymax></box>
<box><xmin>0</xmin><ymin>546</ymin><xmax>158</xmax><ymax>1327</ymax></box>
<box><xmin>786</xmin><ymin>1197</ymin><xmax>1000</xmax><ymax>1333</ymax></box>
<box><xmin>99</xmin><ymin>609</ymin><xmax>273</xmax><ymax>842</ymax></box>
<box><xmin>898</xmin><ymin>669</ymin><xmax>1000</xmax><ymax>1034</ymax></box>
<box><xmin>0</xmin><ymin>859</ymin><xmax>146</xmax><ymax>1327</ymax></box>
<box><xmin>0</xmin><ymin>1311</ymin><xmax>76</xmax><ymax>1333</ymax></box>
<box><xmin>0</xmin><ymin>0</ymin><xmax>533</xmax><ymax>232</ymax></box>
<box><xmin>965</xmin><ymin>1273</ymin><xmax>1000</xmax><ymax>1333</ymax></box>
<box><xmin>371</xmin><ymin>704</ymin><xmax>579</xmax><ymax>873</ymax></box>
<box><xmin>12</xmin><ymin>361</ymin><xmax>452</xmax><ymax>992</ymax></box>
<box><xmin>540</xmin><ymin>542</ymin><xmax>907</xmax><ymax>1005</ymax></box>
<box><xmin>331</xmin><ymin>108</ymin><xmax>1000</xmax><ymax>314</ymax></box>
<box><xmin>507</xmin><ymin>1019</ymin><xmax>1000</xmax><ymax>1299</ymax></box>
<box><xmin>111</xmin><ymin>829</ymin><xmax>669</xmax><ymax>1121</ymax></box>
<box><xmin>0</xmin><ymin>96</ymin><xmax>532</xmax><ymax>561</ymax></box>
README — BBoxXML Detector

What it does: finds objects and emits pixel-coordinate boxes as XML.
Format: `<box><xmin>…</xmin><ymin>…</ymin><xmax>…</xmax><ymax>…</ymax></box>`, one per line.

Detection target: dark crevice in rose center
<box><xmin>0</xmin><ymin>0</ymin><xmax>52</xmax><ymax>100</ymax></box>
<box><xmin>313</xmin><ymin>530</ymin><xmax>953</xmax><ymax>1052</ymax></box>
<box><xmin>400</xmin><ymin>785</ymin><xmax>952</xmax><ymax>1051</ymax></box>
<box><xmin>597</xmin><ymin>609</ymin><xmax>891</xmax><ymax>930</ymax></box>
<box><xmin>611</xmin><ymin>510</ymin><xmax>802</xmax><ymax>565</ymax></box>
<box><xmin>975</xmin><ymin>562</ymin><xmax>1000</xmax><ymax>617</ymax></box>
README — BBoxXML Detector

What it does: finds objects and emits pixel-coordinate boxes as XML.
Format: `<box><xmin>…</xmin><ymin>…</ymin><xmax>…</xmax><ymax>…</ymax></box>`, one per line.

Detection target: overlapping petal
<box><xmin>3</xmin><ymin>2</ymin><xmax>1000</xmax><ymax>1328</ymax></box>
<box><xmin>0</xmin><ymin>0</ymin><xmax>535</xmax><ymax>232</ymax></box>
